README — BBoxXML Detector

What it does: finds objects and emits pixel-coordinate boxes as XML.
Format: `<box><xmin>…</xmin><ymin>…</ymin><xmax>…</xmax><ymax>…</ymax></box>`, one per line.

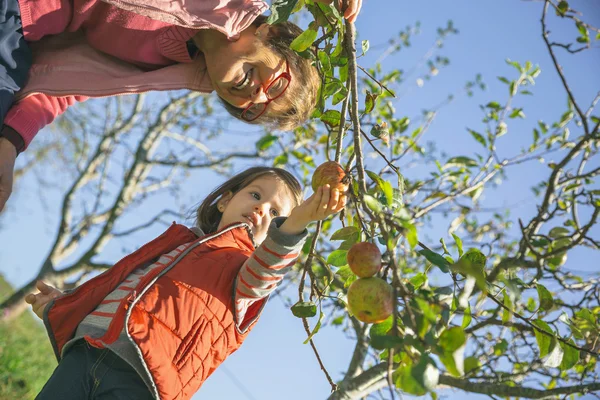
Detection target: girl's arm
<box><xmin>234</xmin><ymin>186</ymin><xmax>346</xmax><ymax>328</ymax></box>
<box><xmin>4</xmin><ymin>93</ymin><xmax>89</xmax><ymax>151</ymax></box>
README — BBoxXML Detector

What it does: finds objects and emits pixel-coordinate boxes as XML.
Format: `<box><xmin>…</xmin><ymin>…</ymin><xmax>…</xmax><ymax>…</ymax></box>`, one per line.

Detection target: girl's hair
<box><xmin>219</xmin><ymin>15</ymin><xmax>320</xmax><ymax>131</ymax></box>
<box><xmin>195</xmin><ymin>167</ymin><xmax>303</xmax><ymax>234</ymax></box>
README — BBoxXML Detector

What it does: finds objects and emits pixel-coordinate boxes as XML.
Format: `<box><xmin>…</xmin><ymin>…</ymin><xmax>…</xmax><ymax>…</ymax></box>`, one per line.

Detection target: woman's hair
<box><xmin>219</xmin><ymin>15</ymin><xmax>320</xmax><ymax>131</ymax></box>
<box><xmin>195</xmin><ymin>166</ymin><xmax>303</xmax><ymax>234</ymax></box>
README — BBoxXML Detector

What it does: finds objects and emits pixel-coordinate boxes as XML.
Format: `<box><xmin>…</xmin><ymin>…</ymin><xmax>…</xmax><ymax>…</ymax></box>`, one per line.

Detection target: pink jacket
<box><xmin>8</xmin><ymin>0</ymin><xmax>268</xmax><ymax>150</ymax></box>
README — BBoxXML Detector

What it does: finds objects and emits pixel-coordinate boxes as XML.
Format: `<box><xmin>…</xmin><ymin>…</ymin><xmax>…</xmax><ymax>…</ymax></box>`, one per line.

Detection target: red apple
<box><xmin>347</xmin><ymin>242</ymin><xmax>382</xmax><ymax>278</ymax></box>
<box><xmin>311</xmin><ymin>161</ymin><xmax>349</xmax><ymax>192</ymax></box>
<box><xmin>347</xmin><ymin>277</ymin><xmax>394</xmax><ymax>324</ymax></box>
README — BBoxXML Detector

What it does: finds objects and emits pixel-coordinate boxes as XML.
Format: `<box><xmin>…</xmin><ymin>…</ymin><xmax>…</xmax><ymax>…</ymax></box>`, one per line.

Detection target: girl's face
<box><xmin>217</xmin><ymin>175</ymin><xmax>296</xmax><ymax>245</ymax></box>
<box><xmin>196</xmin><ymin>24</ymin><xmax>294</xmax><ymax>114</ymax></box>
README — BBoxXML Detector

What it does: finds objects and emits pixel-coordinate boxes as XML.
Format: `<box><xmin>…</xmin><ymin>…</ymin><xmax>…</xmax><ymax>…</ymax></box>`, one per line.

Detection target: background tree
<box><xmin>1</xmin><ymin>0</ymin><xmax>598</xmax><ymax>399</ymax></box>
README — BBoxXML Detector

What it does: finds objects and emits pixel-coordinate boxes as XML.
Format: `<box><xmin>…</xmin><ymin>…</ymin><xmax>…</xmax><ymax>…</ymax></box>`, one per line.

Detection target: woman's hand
<box><xmin>25</xmin><ymin>281</ymin><xmax>63</xmax><ymax>320</ymax></box>
<box><xmin>315</xmin><ymin>0</ymin><xmax>363</xmax><ymax>23</ymax></box>
<box><xmin>280</xmin><ymin>185</ymin><xmax>347</xmax><ymax>235</ymax></box>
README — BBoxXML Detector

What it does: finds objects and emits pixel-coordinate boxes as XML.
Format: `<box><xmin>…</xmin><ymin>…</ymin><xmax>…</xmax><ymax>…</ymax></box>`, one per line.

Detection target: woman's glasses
<box><xmin>241</xmin><ymin>61</ymin><xmax>291</xmax><ymax>122</ymax></box>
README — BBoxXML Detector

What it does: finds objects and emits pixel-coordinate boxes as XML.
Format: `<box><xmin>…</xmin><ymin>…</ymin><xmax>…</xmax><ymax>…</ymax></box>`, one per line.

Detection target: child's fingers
<box><xmin>319</xmin><ymin>185</ymin><xmax>331</xmax><ymax>210</ymax></box>
<box><xmin>36</xmin><ymin>280</ymin><xmax>54</xmax><ymax>294</ymax></box>
<box><xmin>335</xmin><ymin>194</ymin><xmax>347</xmax><ymax>212</ymax></box>
<box><xmin>25</xmin><ymin>293</ymin><xmax>36</xmax><ymax>304</ymax></box>
<box><xmin>327</xmin><ymin>188</ymin><xmax>340</xmax><ymax>211</ymax></box>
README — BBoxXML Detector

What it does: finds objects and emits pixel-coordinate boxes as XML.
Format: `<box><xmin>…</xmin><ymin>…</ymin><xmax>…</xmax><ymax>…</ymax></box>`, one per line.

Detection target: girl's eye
<box><xmin>270</xmin><ymin>209</ymin><xmax>279</xmax><ymax>217</ymax></box>
<box><xmin>251</xmin><ymin>192</ymin><xmax>260</xmax><ymax>200</ymax></box>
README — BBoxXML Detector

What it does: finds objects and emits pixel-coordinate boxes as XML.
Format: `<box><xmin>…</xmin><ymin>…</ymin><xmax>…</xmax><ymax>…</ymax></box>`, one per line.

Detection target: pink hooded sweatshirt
<box><xmin>7</xmin><ymin>0</ymin><xmax>268</xmax><ymax>150</ymax></box>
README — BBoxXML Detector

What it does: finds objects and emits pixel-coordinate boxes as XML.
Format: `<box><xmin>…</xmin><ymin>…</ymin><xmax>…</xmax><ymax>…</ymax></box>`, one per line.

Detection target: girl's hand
<box><xmin>280</xmin><ymin>185</ymin><xmax>347</xmax><ymax>234</ymax></box>
<box><xmin>25</xmin><ymin>281</ymin><xmax>63</xmax><ymax>320</ymax></box>
<box><xmin>315</xmin><ymin>0</ymin><xmax>363</xmax><ymax>23</ymax></box>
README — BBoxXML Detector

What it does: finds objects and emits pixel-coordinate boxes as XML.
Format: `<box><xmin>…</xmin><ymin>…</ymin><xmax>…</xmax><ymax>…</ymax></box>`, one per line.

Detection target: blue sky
<box><xmin>1</xmin><ymin>1</ymin><xmax>599</xmax><ymax>399</ymax></box>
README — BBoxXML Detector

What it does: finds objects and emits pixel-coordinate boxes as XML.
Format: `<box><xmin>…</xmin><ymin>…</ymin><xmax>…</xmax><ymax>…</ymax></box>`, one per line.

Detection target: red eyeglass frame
<box><xmin>241</xmin><ymin>61</ymin><xmax>291</xmax><ymax>122</ymax></box>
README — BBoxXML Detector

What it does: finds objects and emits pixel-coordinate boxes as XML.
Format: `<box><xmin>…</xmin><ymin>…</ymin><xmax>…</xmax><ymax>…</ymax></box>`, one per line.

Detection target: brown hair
<box><xmin>195</xmin><ymin>166</ymin><xmax>303</xmax><ymax>234</ymax></box>
<box><xmin>219</xmin><ymin>15</ymin><xmax>320</xmax><ymax>131</ymax></box>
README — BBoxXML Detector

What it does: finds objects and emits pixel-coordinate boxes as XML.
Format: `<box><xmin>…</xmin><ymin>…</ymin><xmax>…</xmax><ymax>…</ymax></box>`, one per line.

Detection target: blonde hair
<box><xmin>195</xmin><ymin>167</ymin><xmax>303</xmax><ymax>234</ymax></box>
<box><xmin>219</xmin><ymin>16</ymin><xmax>320</xmax><ymax>131</ymax></box>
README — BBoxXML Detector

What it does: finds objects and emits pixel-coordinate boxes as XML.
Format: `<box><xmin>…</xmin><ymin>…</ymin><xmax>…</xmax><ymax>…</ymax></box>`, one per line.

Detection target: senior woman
<box><xmin>0</xmin><ymin>0</ymin><xmax>362</xmax><ymax>212</ymax></box>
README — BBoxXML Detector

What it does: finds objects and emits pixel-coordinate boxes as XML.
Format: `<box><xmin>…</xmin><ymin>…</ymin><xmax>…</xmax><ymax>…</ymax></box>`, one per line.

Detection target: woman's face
<box><xmin>198</xmin><ymin>24</ymin><xmax>294</xmax><ymax>112</ymax></box>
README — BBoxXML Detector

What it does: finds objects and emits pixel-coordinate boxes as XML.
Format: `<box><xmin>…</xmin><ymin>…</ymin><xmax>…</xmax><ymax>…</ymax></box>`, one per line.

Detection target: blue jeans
<box><xmin>0</xmin><ymin>0</ymin><xmax>31</xmax><ymax>123</ymax></box>
<box><xmin>36</xmin><ymin>340</ymin><xmax>153</xmax><ymax>400</ymax></box>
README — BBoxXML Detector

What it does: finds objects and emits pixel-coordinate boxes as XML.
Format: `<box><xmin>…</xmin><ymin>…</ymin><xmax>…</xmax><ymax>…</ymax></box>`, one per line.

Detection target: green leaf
<box><xmin>303</xmin><ymin>311</ymin><xmax>325</xmax><ymax>344</ymax></box>
<box><xmin>394</xmin><ymin>364</ymin><xmax>427</xmax><ymax>396</ymax></box>
<box><xmin>291</xmin><ymin>301</ymin><xmax>317</xmax><ymax>318</ymax></box>
<box><xmin>370</xmin><ymin>317</ymin><xmax>404</xmax><ymax>350</ymax></box>
<box><xmin>402</xmin><ymin>220</ymin><xmax>418</xmax><ymax>250</ymax></box>
<box><xmin>416</xmin><ymin>298</ymin><xmax>437</xmax><ymax>323</ymax></box>
<box><xmin>557</xmin><ymin>1</ymin><xmax>568</xmax><ymax>15</ymax></box>
<box><xmin>411</xmin><ymin>357</ymin><xmax>439</xmax><ymax>391</ymax></box>
<box><xmin>320</xmin><ymin>109</ymin><xmax>341</xmax><ymax>127</ymax></box>
<box><xmin>559</xmin><ymin>340</ymin><xmax>579</xmax><ymax>370</ymax></box>
<box><xmin>364</xmin><ymin>91</ymin><xmax>377</xmax><ymax>114</ymax></box>
<box><xmin>502</xmin><ymin>293</ymin><xmax>512</xmax><ymax>323</ymax></box>
<box><xmin>462</xmin><ymin>304</ymin><xmax>472</xmax><ymax>328</ymax></box>
<box><xmin>493</xmin><ymin>339</ymin><xmax>508</xmax><ymax>355</ymax></box>
<box><xmin>336</xmin><ymin>265</ymin><xmax>357</xmax><ymax>288</ymax></box>
<box><xmin>331</xmin><ymin>226</ymin><xmax>360</xmax><ymax>242</ymax></box>
<box><xmin>464</xmin><ymin>357</ymin><xmax>480</xmax><ymax>374</ymax></box>
<box><xmin>255</xmin><ymin>134</ymin><xmax>278</xmax><ymax>151</ymax></box>
<box><xmin>364</xmin><ymin>194</ymin><xmax>384</xmax><ymax>213</ymax></box>
<box><xmin>533</xmin><ymin>319</ymin><xmax>554</xmax><ymax>358</ymax></box>
<box><xmin>290</xmin><ymin>27</ymin><xmax>318</xmax><ymax>52</ymax></box>
<box><xmin>439</xmin><ymin>327</ymin><xmax>467</xmax><ymax>352</ymax></box>
<box><xmin>438</xmin><ymin>327</ymin><xmax>466</xmax><ymax>376</ymax></box>
<box><xmin>444</xmin><ymin>156</ymin><xmax>478</xmax><ymax>169</ymax></box>
<box><xmin>409</xmin><ymin>273</ymin><xmax>427</xmax><ymax>289</ymax></box>
<box><xmin>468</xmin><ymin>129</ymin><xmax>487</xmax><ymax>147</ymax></box>
<box><xmin>451</xmin><ymin>233</ymin><xmax>464</xmax><ymax>257</ymax></box>
<box><xmin>323</xmin><ymin>80</ymin><xmax>344</xmax><ymax>97</ymax></box>
<box><xmin>536</xmin><ymin>284</ymin><xmax>554</xmax><ymax>312</ymax></box>
<box><xmin>318</xmin><ymin>50</ymin><xmax>331</xmax><ymax>73</ymax></box>
<box><xmin>418</xmin><ymin>249</ymin><xmax>450</xmax><ymax>273</ymax></box>
<box><xmin>451</xmin><ymin>249</ymin><xmax>487</xmax><ymax>291</ymax></box>
<box><xmin>544</xmin><ymin>339</ymin><xmax>564</xmax><ymax>368</ymax></box>
<box><xmin>266</xmin><ymin>0</ymin><xmax>300</xmax><ymax>25</ymax></box>
<box><xmin>327</xmin><ymin>249</ymin><xmax>349</xmax><ymax>267</ymax></box>
<box><xmin>273</xmin><ymin>153</ymin><xmax>288</xmax><ymax>168</ymax></box>
<box><xmin>361</xmin><ymin>39</ymin><xmax>370</xmax><ymax>55</ymax></box>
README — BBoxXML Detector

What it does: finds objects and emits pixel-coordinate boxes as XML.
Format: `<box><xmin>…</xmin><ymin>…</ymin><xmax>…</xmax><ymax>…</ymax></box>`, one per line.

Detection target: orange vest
<box><xmin>43</xmin><ymin>222</ymin><xmax>268</xmax><ymax>400</ymax></box>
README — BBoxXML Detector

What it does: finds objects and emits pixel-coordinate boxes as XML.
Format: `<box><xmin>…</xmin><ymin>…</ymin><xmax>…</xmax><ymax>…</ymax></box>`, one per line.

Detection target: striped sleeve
<box><xmin>235</xmin><ymin>217</ymin><xmax>308</xmax><ymax>327</ymax></box>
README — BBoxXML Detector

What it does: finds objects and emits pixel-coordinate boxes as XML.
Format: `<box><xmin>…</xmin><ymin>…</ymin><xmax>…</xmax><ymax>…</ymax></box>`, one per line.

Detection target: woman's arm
<box><xmin>4</xmin><ymin>93</ymin><xmax>89</xmax><ymax>151</ymax></box>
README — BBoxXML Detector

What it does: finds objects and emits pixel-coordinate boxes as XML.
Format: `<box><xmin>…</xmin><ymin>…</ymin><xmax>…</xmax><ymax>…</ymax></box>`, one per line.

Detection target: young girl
<box><xmin>25</xmin><ymin>166</ymin><xmax>346</xmax><ymax>400</ymax></box>
<box><xmin>0</xmin><ymin>0</ymin><xmax>361</xmax><ymax>211</ymax></box>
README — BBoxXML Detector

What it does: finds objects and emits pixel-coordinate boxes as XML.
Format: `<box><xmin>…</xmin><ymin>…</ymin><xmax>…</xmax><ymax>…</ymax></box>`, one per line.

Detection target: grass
<box><xmin>0</xmin><ymin>275</ymin><xmax>55</xmax><ymax>400</ymax></box>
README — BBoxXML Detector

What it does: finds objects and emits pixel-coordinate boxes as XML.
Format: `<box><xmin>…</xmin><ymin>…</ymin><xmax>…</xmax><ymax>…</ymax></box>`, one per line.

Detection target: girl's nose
<box><xmin>254</xmin><ymin>204</ymin><xmax>266</xmax><ymax>216</ymax></box>
<box><xmin>250</xmin><ymin>85</ymin><xmax>268</xmax><ymax>104</ymax></box>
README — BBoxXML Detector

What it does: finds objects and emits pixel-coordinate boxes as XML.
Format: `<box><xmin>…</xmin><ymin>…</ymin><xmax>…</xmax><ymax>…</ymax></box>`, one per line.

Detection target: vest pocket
<box><xmin>173</xmin><ymin>317</ymin><xmax>207</xmax><ymax>369</ymax></box>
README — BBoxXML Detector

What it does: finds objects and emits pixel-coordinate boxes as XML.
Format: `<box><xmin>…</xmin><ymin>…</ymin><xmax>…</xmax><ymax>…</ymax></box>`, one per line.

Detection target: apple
<box><xmin>347</xmin><ymin>242</ymin><xmax>382</xmax><ymax>278</ymax></box>
<box><xmin>311</xmin><ymin>161</ymin><xmax>349</xmax><ymax>192</ymax></box>
<box><xmin>347</xmin><ymin>277</ymin><xmax>394</xmax><ymax>324</ymax></box>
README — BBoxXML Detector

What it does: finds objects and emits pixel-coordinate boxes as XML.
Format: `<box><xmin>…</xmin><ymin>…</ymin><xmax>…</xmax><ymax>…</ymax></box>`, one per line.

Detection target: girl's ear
<box><xmin>255</xmin><ymin>23</ymin><xmax>275</xmax><ymax>42</ymax></box>
<box><xmin>217</xmin><ymin>191</ymin><xmax>233</xmax><ymax>211</ymax></box>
